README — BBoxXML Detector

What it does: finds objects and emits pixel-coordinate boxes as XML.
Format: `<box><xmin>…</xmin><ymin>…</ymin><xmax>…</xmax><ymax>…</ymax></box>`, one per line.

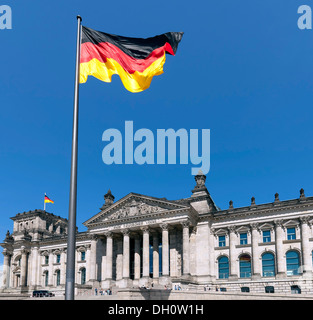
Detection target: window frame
<box><xmin>286</xmin><ymin>250</ymin><xmax>300</xmax><ymax>276</ymax></box>
<box><xmin>218</xmin><ymin>235</ymin><xmax>226</xmax><ymax>247</ymax></box>
<box><xmin>262</xmin><ymin>230</ymin><xmax>271</xmax><ymax>243</ymax></box>
<box><xmin>239</xmin><ymin>254</ymin><xmax>251</xmax><ymax>278</ymax></box>
<box><xmin>287</xmin><ymin>227</ymin><xmax>296</xmax><ymax>240</ymax></box>
<box><xmin>262</xmin><ymin>252</ymin><xmax>275</xmax><ymax>277</ymax></box>
<box><xmin>240</xmin><ymin>233</ymin><xmax>248</xmax><ymax>245</ymax></box>
<box><xmin>218</xmin><ymin>256</ymin><xmax>229</xmax><ymax>279</ymax></box>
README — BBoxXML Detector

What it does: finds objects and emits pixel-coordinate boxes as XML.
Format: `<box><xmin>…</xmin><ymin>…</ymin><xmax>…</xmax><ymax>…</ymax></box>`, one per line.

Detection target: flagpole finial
<box><xmin>77</xmin><ymin>15</ymin><xmax>82</xmax><ymax>21</ymax></box>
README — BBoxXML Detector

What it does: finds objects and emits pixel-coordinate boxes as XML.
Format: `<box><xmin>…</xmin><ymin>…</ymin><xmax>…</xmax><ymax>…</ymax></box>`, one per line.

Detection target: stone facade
<box><xmin>1</xmin><ymin>173</ymin><xmax>313</xmax><ymax>296</ymax></box>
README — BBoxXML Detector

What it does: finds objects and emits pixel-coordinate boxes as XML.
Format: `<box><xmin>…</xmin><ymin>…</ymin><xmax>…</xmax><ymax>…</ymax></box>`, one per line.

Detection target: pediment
<box><xmin>259</xmin><ymin>222</ymin><xmax>274</xmax><ymax>231</ymax></box>
<box><xmin>236</xmin><ymin>225</ymin><xmax>250</xmax><ymax>233</ymax></box>
<box><xmin>83</xmin><ymin>193</ymin><xmax>190</xmax><ymax>227</ymax></box>
<box><xmin>212</xmin><ymin>228</ymin><xmax>228</xmax><ymax>236</ymax></box>
<box><xmin>283</xmin><ymin>219</ymin><xmax>300</xmax><ymax>228</ymax></box>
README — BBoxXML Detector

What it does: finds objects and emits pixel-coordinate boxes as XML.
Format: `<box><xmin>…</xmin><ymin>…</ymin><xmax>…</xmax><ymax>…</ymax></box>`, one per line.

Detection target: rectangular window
<box><xmin>263</xmin><ymin>230</ymin><xmax>271</xmax><ymax>243</ymax></box>
<box><xmin>56</xmin><ymin>254</ymin><xmax>60</xmax><ymax>264</ymax></box>
<box><xmin>45</xmin><ymin>256</ymin><xmax>49</xmax><ymax>265</ymax></box>
<box><xmin>81</xmin><ymin>251</ymin><xmax>86</xmax><ymax>261</ymax></box>
<box><xmin>265</xmin><ymin>286</ymin><xmax>274</xmax><ymax>293</ymax></box>
<box><xmin>240</xmin><ymin>233</ymin><xmax>248</xmax><ymax>245</ymax></box>
<box><xmin>218</xmin><ymin>235</ymin><xmax>226</xmax><ymax>247</ymax></box>
<box><xmin>287</xmin><ymin>227</ymin><xmax>296</xmax><ymax>240</ymax></box>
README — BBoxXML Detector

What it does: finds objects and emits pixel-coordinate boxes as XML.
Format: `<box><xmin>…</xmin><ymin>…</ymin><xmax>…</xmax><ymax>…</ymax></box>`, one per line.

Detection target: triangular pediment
<box><xmin>283</xmin><ymin>219</ymin><xmax>300</xmax><ymax>228</ymax></box>
<box><xmin>259</xmin><ymin>222</ymin><xmax>274</xmax><ymax>230</ymax></box>
<box><xmin>236</xmin><ymin>225</ymin><xmax>250</xmax><ymax>233</ymax></box>
<box><xmin>83</xmin><ymin>193</ymin><xmax>190</xmax><ymax>227</ymax></box>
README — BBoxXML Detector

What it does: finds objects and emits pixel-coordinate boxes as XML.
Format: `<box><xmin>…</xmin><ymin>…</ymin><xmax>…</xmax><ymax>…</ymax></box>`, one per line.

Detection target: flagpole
<box><xmin>65</xmin><ymin>15</ymin><xmax>82</xmax><ymax>301</ymax></box>
<box><xmin>44</xmin><ymin>193</ymin><xmax>46</xmax><ymax>211</ymax></box>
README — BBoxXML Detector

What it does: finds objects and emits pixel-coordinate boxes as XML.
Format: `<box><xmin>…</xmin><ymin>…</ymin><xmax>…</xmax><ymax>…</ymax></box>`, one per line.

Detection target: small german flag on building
<box><xmin>44</xmin><ymin>194</ymin><xmax>54</xmax><ymax>204</ymax></box>
<box><xmin>80</xmin><ymin>26</ymin><xmax>183</xmax><ymax>92</ymax></box>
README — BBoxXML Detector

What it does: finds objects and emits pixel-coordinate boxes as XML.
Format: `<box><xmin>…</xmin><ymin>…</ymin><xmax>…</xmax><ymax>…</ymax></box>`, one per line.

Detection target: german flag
<box><xmin>80</xmin><ymin>26</ymin><xmax>183</xmax><ymax>93</ymax></box>
<box><xmin>44</xmin><ymin>195</ymin><xmax>54</xmax><ymax>204</ymax></box>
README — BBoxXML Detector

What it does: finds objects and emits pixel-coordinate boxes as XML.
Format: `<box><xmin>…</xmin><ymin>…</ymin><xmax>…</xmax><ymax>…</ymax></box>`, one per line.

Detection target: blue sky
<box><xmin>1</xmin><ymin>0</ymin><xmax>313</xmax><ymax>265</ymax></box>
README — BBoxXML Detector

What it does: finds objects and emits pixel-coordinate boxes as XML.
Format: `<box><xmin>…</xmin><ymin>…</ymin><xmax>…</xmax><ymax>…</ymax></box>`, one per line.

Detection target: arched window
<box><xmin>262</xmin><ymin>252</ymin><xmax>275</xmax><ymax>277</ymax></box>
<box><xmin>218</xmin><ymin>256</ymin><xmax>229</xmax><ymax>279</ymax></box>
<box><xmin>56</xmin><ymin>270</ymin><xmax>60</xmax><ymax>286</ymax></box>
<box><xmin>81</xmin><ymin>268</ymin><xmax>86</xmax><ymax>285</ymax></box>
<box><xmin>239</xmin><ymin>254</ymin><xmax>251</xmax><ymax>278</ymax></box>
<box><xmin>286</xmin><ymin>250</ymin><xmax>300</xmax><ymax>276</ymax></box>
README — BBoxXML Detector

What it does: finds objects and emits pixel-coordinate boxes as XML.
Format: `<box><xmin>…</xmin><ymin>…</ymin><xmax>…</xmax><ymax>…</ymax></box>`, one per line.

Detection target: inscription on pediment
<box><xmin>104</xmin><ymin>199</ymin><xmax>167</xmax><ymax>221</ymax></box>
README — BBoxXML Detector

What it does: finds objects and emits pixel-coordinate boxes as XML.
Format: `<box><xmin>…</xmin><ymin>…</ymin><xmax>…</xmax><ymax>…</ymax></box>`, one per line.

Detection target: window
<box><xmin>81</xmin><ymin>268</ymin><xmax>86</xmax><ymax>285</ymax></box>
<box><xmin>287</xmin><ymin>227</ymin><xmax>296</xmax><ymax>240</ymax></box>
<box><xmin>218</xmin><ymin>235</ymin><xmax>226</xmax><ymax>247</ymax></box>
<box><xmin>265</xmin><ymin>286</ymin><xmax>274</xmax><ymax>293</ymax></box>
<box><xmin>45</xmin><ymin>256</ymin><xmax>49</xmax><ymax>265</ymax></box>
<box><xmin>240</xmin><ymin>233</ymin><xmax>248</xmax><ymax>245</ymax></box>
<box><xmin>56</xmin><ymin>270</ymin><xmax>60</xmax><ymax>286</ymax></box>
<box><xmin>262</xmin><ymin>252</ymin><xmax>275</xmax><ymax>277</ymax></box>
<box><xmin>239</xmin><ymin>255</ymin><xmax>251</xmax><ymax>278</ymax></box>
<box><xmin>286</xmin><ymin>250</ymin><xmax>300</xmax><ymax>275</ymax></box>
<box><xmin>81</xmin><ymin>251</ymin><xmax>86</xmax><ymax>261</ymax></box>
<box><xmin>262</xmin><ymin>230</ymin><xmax>271</xmax><ymax>243</ymax></box>
<box><xmin>45</xmin><ymin>272</ymin><xmax>49</xmax><ymax>287</ymax></box>
<box><xmin>218</xmin><ymin>256</ymin><xmax>229</xmax><ymax>279</ymax></box>
<box><xmin>291</xmin><ymin>285</ymin><xmax>301</xmax><ymax>294</ymax></box>
<box><xmin>56</xmin><ymin>254</ymin><xmax>60</xmax><ymax>264</ymax></box>
<box><xmin>241</xmin><ymin>287</ymin><xmax>250</xmax><ymax>292</ymax></box>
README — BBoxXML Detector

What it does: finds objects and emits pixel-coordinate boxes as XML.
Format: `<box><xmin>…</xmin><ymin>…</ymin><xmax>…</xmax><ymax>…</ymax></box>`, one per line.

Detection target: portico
<box><xmin>84</xmin><ymin>191</ymin><xmax>197</xmax><ymax>288</ymax></box>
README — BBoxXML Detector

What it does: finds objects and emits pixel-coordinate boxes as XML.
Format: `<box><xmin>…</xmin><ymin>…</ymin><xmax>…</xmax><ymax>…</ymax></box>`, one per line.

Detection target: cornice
<box><xmin>211</xmin><ymin>198</ymin><xmax>313</xmax><ymax>222</ymax></box>
<box><xmin>86</xmin><ymin>207</ymin><xmax>192</xmax><ymax>229</ymax></box>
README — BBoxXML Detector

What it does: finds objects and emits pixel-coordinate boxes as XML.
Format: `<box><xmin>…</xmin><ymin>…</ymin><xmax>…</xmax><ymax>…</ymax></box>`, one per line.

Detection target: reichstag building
<box><xmin>1</xmin><ymin>171</ymin><xmax>313</xmax><ymax>295</ymax></box>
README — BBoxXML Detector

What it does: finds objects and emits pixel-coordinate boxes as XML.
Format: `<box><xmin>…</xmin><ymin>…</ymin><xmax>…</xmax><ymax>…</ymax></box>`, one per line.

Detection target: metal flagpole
<box><xmin>65</xmin><ymin>15</ymin><xmax>82</xmax><ymax>300</ymax></box>
<box><xmin>44</xmin><ymin>193</ymin><xmax>46</xmax><ymax>211</ymax></box>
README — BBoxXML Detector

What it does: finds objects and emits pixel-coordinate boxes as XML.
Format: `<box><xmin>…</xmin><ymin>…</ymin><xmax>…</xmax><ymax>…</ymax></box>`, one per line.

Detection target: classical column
<box><xmin>105</xmin><ymin>232</ymin><xmax>113</xmax><ymax>280</ymax></box>
<box><xmin>20</xmin><ymin>247</ymin><xmax>28</xmax><ymax>287</ymax></box>
<box><xmin>228</xmin><ymin>226</ymin><xmax>238</xmax><ymax>279</ymax></box>
<box><xmin>182</xmin><ymin>221</ymin><xmax>190</xmax><ymax>276</ymax></box>
<box><xmin>89</xmin><ymin>235</ymin><xmax>98</xmax><ymax>282</ymax></box>
<box><xmin>48</xmin><ymin>250</ymin><xmax>53</xmax><ymax>286</ymax></box>
<box><xmin>142</xmin><ymin>226</ymin><xmax>150</xmax><ymax>278</ymax></box>
<box><xmin>189</xmin><ymin>227</ymin><xmax>197</xmax><ymax>276</ymax></box>
<box><xmin>30</xmin><ymin>245</ymin><xmax>39</xmax><ymax>288</ymax></box>
<box><xmin>122</xmin><ymin>229</ymin><xmax>130</xmax><ymax>279</ymax></box>
<box><xmin>274</xmin><ymin>220</ymin><xmax>286</xmax><ymax>277</ymax></box>
<box><xmin>300</xmin><ymin>217</ymin><xmax>312</xmax><ymax>274</ymax></box>
<box><xmin>60</xmin><ymin>249</ymin><xmax>66</xmax><ymax>285</ymax></box>
<box><xmin>161</xmin><ymin>224</ymin><xmax>169</xmax><ymax>277</ymax></box>
<box><xmin>152</xmin><ymin>232</ymin><xmax>160</xmax><ymax>280</ymax></box>
<box><xmin>251</xmin><ymin>223</ymin><xmax>261</xmax><ymax>279</ymax></box>
<box><xmin>2</xmin><ymin>250</ymin><xmax>11</xmax><ymax>288</ymax></box>
<box><xmin>134</xmin><ymin>235</ymin><xmax>141</xmax><ymax>280</ymax></box>
<box><xmin>169</xmin><ymin>229</ymin><xmax>177</xmax><ymax>277</ymax></box>
<box><xmin>116</xmin><ymin>237</ymin><xmax>123</xmax><ymax>280</ymax></box>
<box><xmin>208</xmin><ymin>225</ymin><xmax>215</xmax><ymax>279</ymax></box>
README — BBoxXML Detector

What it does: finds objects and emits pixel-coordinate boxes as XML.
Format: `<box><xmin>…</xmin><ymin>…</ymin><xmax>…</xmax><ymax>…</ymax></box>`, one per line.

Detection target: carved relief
<box><xmin>104</xmin><ymin>199</ymin><xmax>167</xmax><ymax>221</ymax></box>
